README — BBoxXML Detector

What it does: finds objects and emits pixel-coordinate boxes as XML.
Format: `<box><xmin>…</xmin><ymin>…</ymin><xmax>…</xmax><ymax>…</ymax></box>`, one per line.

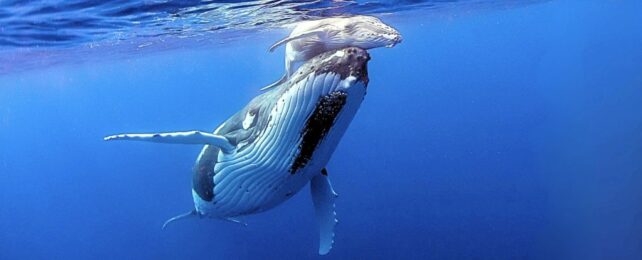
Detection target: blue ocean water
<box><xmin>1</xmin><ymin>0</ymin><xmax>641</xmax><ymax>259</ymax></box>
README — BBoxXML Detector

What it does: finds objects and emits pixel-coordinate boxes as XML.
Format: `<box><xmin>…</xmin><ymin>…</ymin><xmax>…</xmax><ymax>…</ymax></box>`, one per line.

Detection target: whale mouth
<box><xmin>386</xmin><ymin>35</ymin><xmax>403</xmax><ymax>48</ymax></box>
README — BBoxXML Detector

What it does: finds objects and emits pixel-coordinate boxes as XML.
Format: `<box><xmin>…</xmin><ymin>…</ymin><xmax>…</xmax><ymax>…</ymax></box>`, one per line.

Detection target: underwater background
<box><xmin>1</xmin><ymin>0</ymin><xmax>641</xmax><ymax>259</ymax></box>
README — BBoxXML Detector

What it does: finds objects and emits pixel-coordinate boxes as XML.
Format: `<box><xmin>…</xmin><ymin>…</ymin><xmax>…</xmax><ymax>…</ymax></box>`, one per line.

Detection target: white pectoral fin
<box><xmin>104</xmin><ymin>130</ymin><xmax>235</xmax><ymax>153</ymax></box>
<box><xmin>310</xmin><ymin>170</ymin><xmax>339</xmax><ymax>255</ymax></box>
<box><xmin>268</xmin><ymin>30</ymin><xmax>325</xmax><ymax>52</ymax></box>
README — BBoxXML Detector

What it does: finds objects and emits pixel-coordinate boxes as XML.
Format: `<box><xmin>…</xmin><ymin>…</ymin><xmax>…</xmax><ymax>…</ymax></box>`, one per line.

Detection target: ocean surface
<box><xmin>1</xmin><ymin>0</ymin><xmax>641</xmax><ymax>259</ymax></box>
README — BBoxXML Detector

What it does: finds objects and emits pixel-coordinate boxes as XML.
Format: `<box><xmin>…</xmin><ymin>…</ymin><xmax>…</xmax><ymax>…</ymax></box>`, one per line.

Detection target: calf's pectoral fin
<box><xmin>104</xmin><ymin>130</ymin><xmax>235</xmax><ymax>153</ymax></box>
<box><xmin>310</xmin><ymin>170</ymin><xmax>339</xmax><ymax>255</ymax></box>
<box><xmin>268</xmin><ymin>30</ymin><xmax>325</xmax><ymax>52</ymax></box>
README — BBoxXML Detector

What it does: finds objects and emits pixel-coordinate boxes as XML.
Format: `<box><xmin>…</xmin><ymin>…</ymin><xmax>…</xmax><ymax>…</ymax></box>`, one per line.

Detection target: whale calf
<box><xmin>105</xmin><ymin>47</ymin><xmax>372</xmax><ymax>255</ymax></box>
<box><xmin>263</xmin><ymin>15</ymin><xmax>401</xmax><ymax>90</ymax></box>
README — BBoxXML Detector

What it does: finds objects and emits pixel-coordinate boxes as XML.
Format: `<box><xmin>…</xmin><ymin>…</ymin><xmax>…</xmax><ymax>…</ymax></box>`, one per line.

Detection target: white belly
<box><xmin>193</xmin><ymin>71</ymin><xmax>366</xmax><ymax>218</ymax></box>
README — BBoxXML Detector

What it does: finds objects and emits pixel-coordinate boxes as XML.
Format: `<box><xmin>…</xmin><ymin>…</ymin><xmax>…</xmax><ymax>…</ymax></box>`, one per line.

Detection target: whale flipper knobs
<box><xmin>311</xmin><ymin>171</ymin><xmax>339</xmax><ymax>255</ymax></box>
<box><xmin>103</xmin><ymin>131</ymin><xmax>235</xmax><ymax>153</ymax></box>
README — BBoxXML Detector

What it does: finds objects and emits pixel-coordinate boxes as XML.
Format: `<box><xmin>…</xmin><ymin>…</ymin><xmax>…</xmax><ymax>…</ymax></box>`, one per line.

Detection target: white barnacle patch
<box><xmin>242</xmin><ymin>111</ymin><xmax>256</xmax><ymax>129</ymax></box>
<box><xmin>338</xmin><ymin>76</ymin><xmax>357</xmax><ymax>90</ymax></box>
<box><xmin>334</xmin><ymin>50</ymin><xmax>345</xmax><ymax>58</ymax></box>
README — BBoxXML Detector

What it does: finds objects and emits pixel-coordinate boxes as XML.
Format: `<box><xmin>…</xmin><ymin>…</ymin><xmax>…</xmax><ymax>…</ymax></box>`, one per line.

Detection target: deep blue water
<box><xmin>1</xmin><ymin>0</ymin><xmax>642</xmax><ymax>259</ymax></box>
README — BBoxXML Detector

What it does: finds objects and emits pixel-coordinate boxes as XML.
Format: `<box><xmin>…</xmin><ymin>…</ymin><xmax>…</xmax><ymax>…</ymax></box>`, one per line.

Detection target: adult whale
<box><xmin>263</xmin><ymin>15</ymin><xmax>401</xmax><ymax>90</ymax></box>
<box><xmin>105</xmin><ymin>47</ymin><xmax>371</xmax><ymax>255</ymax></box>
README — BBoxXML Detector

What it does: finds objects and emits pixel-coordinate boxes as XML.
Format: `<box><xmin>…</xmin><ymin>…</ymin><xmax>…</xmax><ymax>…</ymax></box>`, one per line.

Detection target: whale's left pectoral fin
<box><xmin>269</xmin><ymin>30</ymin><xmax>325</xmax><ymax>52</ymax></box>
<box><xmin>104</xmin><ymin>131</ymin><xmax>235</xmax><ymax>153</ymax></box>
<box><xmin>310</xmin><ymin>170</ymin><xmax>338</xmax><ymax>255</ymax></box>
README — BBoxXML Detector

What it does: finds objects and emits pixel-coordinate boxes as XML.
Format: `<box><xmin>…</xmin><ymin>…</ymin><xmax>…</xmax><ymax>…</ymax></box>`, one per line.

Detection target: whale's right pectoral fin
<box><xmin>104</xmin><ymin>131</ymin><xmax>235</xmax><ymax>153</ymax></box>
<box><xmin>162</xmin><ymin>209</ymin><xmax>198</xmax><ymax>230</ymax></box>
<box><xmin>310</xmin><ymin>170</ymin><xmax>338</xmax><ymax>255</ymax></box>
<box><xmin>269</xmin><ymin>30</ymin><xmax>325</xmax><ymax>52</ymax></box>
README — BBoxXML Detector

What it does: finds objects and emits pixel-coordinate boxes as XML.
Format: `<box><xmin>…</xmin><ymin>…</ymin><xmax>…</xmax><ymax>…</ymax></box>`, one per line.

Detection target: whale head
<box><xmin>341</xmin><ymin>15</ymin><xmax>402</xmax><ymax>49</ymax></box>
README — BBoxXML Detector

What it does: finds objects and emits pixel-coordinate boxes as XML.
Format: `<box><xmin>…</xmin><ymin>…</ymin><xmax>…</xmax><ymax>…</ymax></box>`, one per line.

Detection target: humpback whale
<box><xmin>263</xmin><ymin>15</ymin><xmax>401</xmax><ymax>90</ymax></box>
<box><xmin>105</xmin><ymin>47</ymin><xmax>371</xmax><ymax>255</ymax></box>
